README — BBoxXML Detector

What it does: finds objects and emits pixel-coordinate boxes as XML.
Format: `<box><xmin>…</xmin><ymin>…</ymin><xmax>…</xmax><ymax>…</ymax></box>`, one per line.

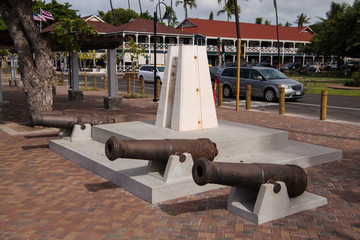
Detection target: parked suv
<box><xmin>218</xmin><ymin>66</ymin><xmax>305</xmax><ymax>102</ymax></box>
<box><xmin>137</xmin><ymin>65</ymin><xmax>165</xmax><ymax>82</ymax></box>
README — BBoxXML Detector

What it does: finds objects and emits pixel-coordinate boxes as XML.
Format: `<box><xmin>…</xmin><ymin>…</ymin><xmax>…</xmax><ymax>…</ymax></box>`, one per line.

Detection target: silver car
<box><xmin>218</xmin><ymin>66</ymin><xmax>305</xmax><ymax>102</ymax></box>
<box><xmin>137</xmin><ymin>65</ymin><xmax>165</xmax><ymax>82</ymax></box>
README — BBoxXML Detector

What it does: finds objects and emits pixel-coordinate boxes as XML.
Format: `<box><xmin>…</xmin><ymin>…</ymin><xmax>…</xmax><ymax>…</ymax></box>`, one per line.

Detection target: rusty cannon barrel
<box><xmin>105</xmin><ymin>137</ymin><xmax>218</xmax><ymax>162</ymax></box>
<box><xmin>192</xmin><ymin>158</ymin><xmax>307</xmax><ymax>198</ymax></box>
<box><xmin>30</xmin><ymin>112</ymin><xmax>116</xmax><ymax>129</ymax></box>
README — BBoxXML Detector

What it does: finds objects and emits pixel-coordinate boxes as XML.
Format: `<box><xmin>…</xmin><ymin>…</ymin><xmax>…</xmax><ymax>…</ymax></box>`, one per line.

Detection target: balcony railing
<box><xmin>121</xmin><ymin>42</ymin><xmax>299</xmax><ymax>54</ymax></box>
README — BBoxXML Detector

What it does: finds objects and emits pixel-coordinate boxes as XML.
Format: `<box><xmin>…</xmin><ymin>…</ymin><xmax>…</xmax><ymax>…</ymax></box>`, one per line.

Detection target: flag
<box><xmin>41</xmin><ymin>9</ymin><xmax>55</xmax><ymax>21</ymax></box>
<box><xmin>33</xmin><ymin>13</ymin><xmax>46</xmax><ymax>22</ymax></box>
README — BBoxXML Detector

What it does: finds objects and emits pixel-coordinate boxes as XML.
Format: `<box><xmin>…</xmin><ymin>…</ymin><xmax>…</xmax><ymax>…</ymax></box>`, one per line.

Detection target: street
<box><xmin>222</xmin><ymin>94</ymin><xmax>360</xmax><ymax>125</ymax></box>
<box><xmin>59</xmin><ymin>74</ymin><xmax>360</xmax><ymax>125</ymax></box>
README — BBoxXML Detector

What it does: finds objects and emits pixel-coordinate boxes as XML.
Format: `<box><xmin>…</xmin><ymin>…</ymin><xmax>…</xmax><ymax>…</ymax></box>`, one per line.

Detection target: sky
<box><xmin>53</xmin><ymin>0</ymin><xmax>355</xmax><ymax>26</ymax></box>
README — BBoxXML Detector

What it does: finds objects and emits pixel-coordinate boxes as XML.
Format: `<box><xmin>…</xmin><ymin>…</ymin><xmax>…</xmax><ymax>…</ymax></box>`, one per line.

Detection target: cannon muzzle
<box><xmin>105</xmin><ymin>137</ymin><xmax>218</xmax><ymax>162</ymax></box>
<box><xmin>192</xmin><ymin>158</ymin><xmax>307</xmax><ymax>197</ymax></box>
<box><xmin>30</xmin><ymin>112</ymin><xmax>116</xmax><ymax>129</ymax></box>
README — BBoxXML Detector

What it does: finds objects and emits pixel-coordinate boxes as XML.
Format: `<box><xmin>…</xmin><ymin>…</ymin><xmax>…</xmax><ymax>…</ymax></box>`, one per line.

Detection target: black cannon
<box><xmin>30</xmin><ymin>112</ymin><xmax>116</xmax><ymax>129</ymax></box>
<box><xmin>105</xmin><ymin>137</ymin><xmax>218</xmax><ymax>162</ymax></box>
<box><xmin>192</xmin><ymin>158</ymin><xmax>307</xmax><ymax>197</ymax></box>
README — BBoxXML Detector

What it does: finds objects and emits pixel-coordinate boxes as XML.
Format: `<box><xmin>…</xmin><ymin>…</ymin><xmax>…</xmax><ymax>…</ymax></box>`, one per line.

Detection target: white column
<box><xmin>107</xmin><ymin>49</ymin><xmax>117</xmax><ymax>97</ymax></box>
<box><xmin>259</xmin><ymin>41</ymin><xmax>262</xmax><ymax>62</ymax></box>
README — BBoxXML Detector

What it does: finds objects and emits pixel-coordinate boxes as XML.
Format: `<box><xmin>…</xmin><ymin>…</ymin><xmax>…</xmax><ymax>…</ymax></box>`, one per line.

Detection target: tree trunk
<box><xmin>138</xmin><ymin>0</ymin><xmax>143</xmax><ymax>14</ymax></box>
<box><xmin>0</xmin><ymin>0</ymin><xmax>54</xmax><ymax>114</ymax></box>
<box><xmin>109</xmin><ymin>0</ymin><xmax>117</xmax><ymax>25</ymax></box>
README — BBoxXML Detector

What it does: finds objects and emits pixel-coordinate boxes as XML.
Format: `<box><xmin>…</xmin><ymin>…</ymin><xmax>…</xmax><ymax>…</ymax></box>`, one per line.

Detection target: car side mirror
<box><xmin>254</xmin><ymin>76</ymin><xmax>263</xmax><ymax>80</ymax></box>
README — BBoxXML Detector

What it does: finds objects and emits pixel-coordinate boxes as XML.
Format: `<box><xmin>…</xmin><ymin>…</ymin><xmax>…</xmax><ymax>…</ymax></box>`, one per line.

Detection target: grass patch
<box><xmin>119</xmin><ymin>92</ymin><xmax>150</xmax><ymax>99</ymax></box>
<box><xmin>286</xmin><ymin>71</ymin><xmax>360</xmax><ymax>96</ymax></box>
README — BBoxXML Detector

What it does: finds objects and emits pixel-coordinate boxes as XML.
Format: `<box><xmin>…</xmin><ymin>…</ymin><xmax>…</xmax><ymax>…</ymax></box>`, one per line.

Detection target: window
<box><xmin>249</xmin><ymin>70</ymin><xmax>262</xmax><ymax>79</ymax></box>
<box><xmin>240</xmin><ymin>69</ymin><xmax>250</xmax><ymax>78</ymax></box>
<box><xmin>221</xmin><ymin>68</ymin><xmax>237</xmax><ymax>77</ymax></box>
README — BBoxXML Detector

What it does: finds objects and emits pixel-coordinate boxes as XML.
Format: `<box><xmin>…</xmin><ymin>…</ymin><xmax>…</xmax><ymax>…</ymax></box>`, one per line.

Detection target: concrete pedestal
<box><xmin>68</xmin><ymin>89</ymin><xmax>83</xmax><ymax>101</ymax></box>
<box><xmin>0</xmin><ymin>100</ymin><xmax>10</xmax><ymax>118</ymax></box>
<box><xmin>104</xmin><ymin>96</ymin><xmax>122</xmax><ymax>110</ymax></box>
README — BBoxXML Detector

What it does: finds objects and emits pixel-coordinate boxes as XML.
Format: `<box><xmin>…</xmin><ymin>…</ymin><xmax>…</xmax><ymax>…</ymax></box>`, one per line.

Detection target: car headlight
<box><xmin>279</xmin><ymin>84</ymin><xmax>291</xmax><ymax>89</ymax></box>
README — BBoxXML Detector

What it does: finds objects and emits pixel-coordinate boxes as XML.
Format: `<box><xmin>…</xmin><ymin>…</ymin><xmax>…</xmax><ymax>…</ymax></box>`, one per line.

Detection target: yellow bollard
<box><xmin>116</xmin><ymin>76</ymin><xmax>119</xmax><ymax>94</ymax></box>
<box><xmin>127</xmin><ymin>76</ymin><xmax>131</xmax><ymax>94</ymax></box>
<box><xmin>104</xmin><ymin>75</ymin><xmax>107</xmax><ymax>90</ymax></box>
<box><xmin>93</xmin><ymin>75</ymin><xmax>97</xmax><ymax>89</ymax></box>
<box><xmin>156</xmin><ymin>79</ymin><xmax>161</xmax><ymax>99</ymax></box>
<box><xmin>84</xmin><ymin>74</ymin><xmax>88</xmax><ymax>89</ymax></box>
<box><xmin>54</xmin><ymin>74</ymin><xmax>58</xmax><ymax>86</ymax></box>
<box><xmin>141</xmin><ymin>78</ymin><xmax>145</xmax><ymax>95</ymax></box>
<box><xmin>279</xmin><ymin>87</ymin><xmax>285</xmax><ymax>114</ymax></box>
<box><xmin>218</xmin><ymin>83</ymin><xmax>223</xmax><ymax>107</ymax></box>
<box><xmin>61</xmin><ymin>72</ymin><xmax>64</xmax><ymax>85</ymax></box>
<box><xmin>246</xmin><ymin>85</ymin><xmax>251</xmax><ymax>110</ymax></box>
<box><xmin>320</xmin><ymin>90</ymin><xmax>328</xmax><ymax>120</ymax></box>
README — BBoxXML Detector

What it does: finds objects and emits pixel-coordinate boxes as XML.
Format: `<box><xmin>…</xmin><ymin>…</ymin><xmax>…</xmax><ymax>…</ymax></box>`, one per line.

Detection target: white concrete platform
<box><xmin>49</xmin><ymin>120</ymin><xmax>342</xmax><ymax>204</ymax></box>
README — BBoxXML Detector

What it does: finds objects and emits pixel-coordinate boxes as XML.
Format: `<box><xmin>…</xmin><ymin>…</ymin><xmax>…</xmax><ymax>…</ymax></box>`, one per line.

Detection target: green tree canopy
<box><xmin>32</xmin><ymin>0</ymin><xmax>79</xmax><ymax>28</ymax></box>
<box><xmin>299</xmin><ymin>0</ymin><xmax>360</xmax><ymax>58</ymax></box>
<box><xmin>53</xmin><ymin>18</ymin><xmax>97</xmax><ymax>52</ymax></box>
<box><xmin>98</xmin><ymin>8</ymin><xmax>140</xmax><ymax>25</ymax></box>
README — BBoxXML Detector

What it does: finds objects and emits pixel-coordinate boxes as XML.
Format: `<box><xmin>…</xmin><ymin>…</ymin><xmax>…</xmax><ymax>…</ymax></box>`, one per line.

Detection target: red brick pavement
<box><xmin>0</xmin><ymin>85</ymin><xmax>359</xmax><ymax>240</ymax></box>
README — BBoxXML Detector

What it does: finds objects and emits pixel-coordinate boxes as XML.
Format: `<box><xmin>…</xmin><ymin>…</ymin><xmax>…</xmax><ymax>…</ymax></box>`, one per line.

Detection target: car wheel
<box><xmin>264</xmin><ymin>88</ymin><xmax>276</xmax><ymax>102</ymax></box>
<box><xmin>156</xmin><ymin>77</ymin><xmax>161</xmax><ymax>84</ymax></box>
<box><xmin>223</xmin><ymin>85</ymin><xmax>232</xmax><ymax>98</ymax></box>
<box><xmin>139</xmin><ymin>75</ymin><xmax>144</xmax><ymax>81</ymax></box>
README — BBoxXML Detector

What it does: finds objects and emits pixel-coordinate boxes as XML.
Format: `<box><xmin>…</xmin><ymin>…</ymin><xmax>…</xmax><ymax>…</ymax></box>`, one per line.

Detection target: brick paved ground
<box><xmin>0</xmin><ymin>85</ymin><xmax>359</xmax><ymax>240</ymax></box>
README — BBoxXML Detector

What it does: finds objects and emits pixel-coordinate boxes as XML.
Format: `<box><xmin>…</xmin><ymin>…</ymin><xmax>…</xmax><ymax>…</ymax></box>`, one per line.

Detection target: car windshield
<box><xmin>258</xmin><ymin>68</ymin><xmax>288</xmax><ymax>80</ymax></box>
<box><xmin>157</xmin><ymin>67</ymin><xmax>165</xmax><ymax>72</ymax></box>
<box><xmin>210</xmin><ymin>67</ymin><xmax>222</xmax><ymax>76</ymax></box>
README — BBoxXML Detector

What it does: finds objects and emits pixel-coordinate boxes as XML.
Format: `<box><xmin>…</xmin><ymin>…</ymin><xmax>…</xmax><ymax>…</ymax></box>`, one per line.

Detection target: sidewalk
<box><xmin>0</xmin><ymin>84</ymin><xmax>359</xmax><ymax>239</ymax></box>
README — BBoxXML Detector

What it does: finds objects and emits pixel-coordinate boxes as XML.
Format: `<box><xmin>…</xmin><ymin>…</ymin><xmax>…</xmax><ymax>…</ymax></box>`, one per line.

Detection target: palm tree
<box><xmin>209</xmin><ymin>11</ymin><xmax>214</xmax><ymax>20</ymax></box>
<box><xmin>138</xmin><ymin>0</ymin><xmax>143</xmax><ymax>15</ymax></box>
<box><xmin>217</xmin><ymin>0</ymin><xmax>240</xmax><ymax>21</ymax></box>
<box><xmin>264</xmin><ymin>19</ymin><xmax>271</xmax><ymax>25</ymax></box>
<box><xmin>326</xmin><ymin>1</ymin><xmax>348</xmax><ymax>19</ymax></box>
<box><xmin>175</xmin><ymin>0</ymin><xmax>197</xmax><ymax>19</ymax></box>
<box><xmin>284</xmin><ymin>21</ymin><xmax>292</xmax><ymax>27</ymax></box>
<box><xmin>109</xmin><ymin>0</ymin><xmax>117</xmax><ymax>25</ymax></box>
<box><xmin>295</xmin><ymin>13</ymin><xmax>311</xmax><ymax>27</ymax></box>
<box><xmin>255</xmin><ymin>17</ymin><xmax>263</xmax><ymax>24</ymax></box>
<box><xmin>274</xmin><ymin>0</ymin><xmax>280</xmax><ymax>68</ymax></box>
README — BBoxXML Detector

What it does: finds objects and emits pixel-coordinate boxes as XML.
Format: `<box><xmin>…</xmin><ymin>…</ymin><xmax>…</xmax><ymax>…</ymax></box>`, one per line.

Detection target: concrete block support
<box><xmin>104</xmin><ymin>96</ymin><xmax>122</xmax><ymax>110</ymax></box>
<box><xmin>68</xmin><ymin>89</ymin><xmax>83</xmax><ymax>101</ymax></box>
<box><xmin>155</xmin><ymin>45</ymin><xmax>218</xmax><ymax>131</ymax></box>
<box><xmin>227</xmin><ymin>181</ymin><xmax>328</xmax><ymax>225</ymax></box>
<box><xmin>0</xmin><ymin>100</ymin><xmax>10</xmax><ymax>119</ymax></box>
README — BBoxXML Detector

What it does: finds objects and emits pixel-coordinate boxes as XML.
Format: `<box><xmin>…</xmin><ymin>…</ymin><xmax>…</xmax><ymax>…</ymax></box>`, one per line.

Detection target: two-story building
<box><xmin>177</xmin><ymin>18</ymin><xmax>316</xmax><ymax>66</ymax></box>
<box><xmin>45</xmin><ymin>15</ymin><xmax>319</xmax><ymax>70</ymax></box>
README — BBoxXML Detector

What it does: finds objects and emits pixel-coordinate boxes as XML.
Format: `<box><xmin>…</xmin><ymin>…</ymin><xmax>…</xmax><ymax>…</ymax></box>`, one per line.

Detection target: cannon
<box><xmin>30</xmin><ymin>112</ymin><xmax>116</xmax><ymax>129</ymax></box>
<box><xmin>105</xmin><ymin>137</ymin><xmax>218</xmax><ymax>162</ymax></box>
<box><xmin>192</xmin><ymin>158</ymin><xmax>307</xmax><ymax>197</ymax></box>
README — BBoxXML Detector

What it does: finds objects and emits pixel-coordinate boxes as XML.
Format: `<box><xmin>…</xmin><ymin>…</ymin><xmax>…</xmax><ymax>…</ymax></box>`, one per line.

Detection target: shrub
<box><xmin>344</xmin><ymin>80</ymin><xmax>355</xmax><ymax>86</ymax></box>
<box><xmin>353</xmin><ymin>71</ymin><xmax>360</xmax><ymax>86</ymax></box>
